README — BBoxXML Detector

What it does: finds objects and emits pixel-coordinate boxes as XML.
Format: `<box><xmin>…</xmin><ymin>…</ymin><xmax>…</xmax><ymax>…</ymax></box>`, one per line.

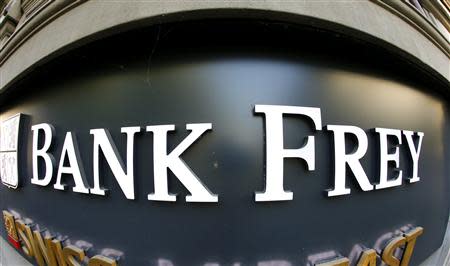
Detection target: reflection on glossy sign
<box><xmin>0</xmin><ymin>114</ymin><xmax>21</xmax><ymax>189</ymax></box>
<box><xmin>3</xmin><ymin>210</ymin><xmax>120</xmax><ymax>266</ymax></box>
<box><xmin>2</xmin><ymin>209</ymin><xmax>424</xmax><ymax>266</ymax></box>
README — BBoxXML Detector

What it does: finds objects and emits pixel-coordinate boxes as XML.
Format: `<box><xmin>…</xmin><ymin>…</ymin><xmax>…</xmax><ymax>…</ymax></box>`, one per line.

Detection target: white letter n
<box><xmin>90</xmin><ymin>127</ymin><xmax>141</xmax><ymax>200</ymax></box>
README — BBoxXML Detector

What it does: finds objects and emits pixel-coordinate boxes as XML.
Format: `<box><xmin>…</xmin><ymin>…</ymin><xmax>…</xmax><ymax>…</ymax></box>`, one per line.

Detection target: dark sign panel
<box><xmin>0</xmin><ymin>21</ymin><xmax>449</xmax><ymax>266</ymax></box>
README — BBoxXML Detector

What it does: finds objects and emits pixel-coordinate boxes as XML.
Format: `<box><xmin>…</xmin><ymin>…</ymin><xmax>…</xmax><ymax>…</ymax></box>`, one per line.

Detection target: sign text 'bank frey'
<box><xmin>24</xmin><ymin>104</ymin><xmax>424</xmax><ymax>202</ymax></box>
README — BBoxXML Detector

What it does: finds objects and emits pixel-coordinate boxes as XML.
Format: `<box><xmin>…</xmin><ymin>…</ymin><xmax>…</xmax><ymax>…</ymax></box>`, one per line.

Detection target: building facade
<box><xmin>0</xmin><ymin>1</ymin><xmax>449</xmax><ymax>265</ymax></box>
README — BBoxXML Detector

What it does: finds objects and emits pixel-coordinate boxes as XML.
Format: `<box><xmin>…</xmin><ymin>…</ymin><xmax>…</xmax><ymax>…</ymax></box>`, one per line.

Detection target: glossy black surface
<box><xmin>0</xmin><ymin>20</ymin><xmax>449</xmax><ymax>265</ymax></box>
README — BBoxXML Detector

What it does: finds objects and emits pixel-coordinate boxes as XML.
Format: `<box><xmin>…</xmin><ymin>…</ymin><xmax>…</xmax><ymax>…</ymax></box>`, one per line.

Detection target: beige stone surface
<box><xmin>0</xmin><ymin>237</ymin><xmax>32</xmax><ymax>266</ymax></box>
<box><xmin>0</xmin><ymin>0</ymin><xmax>449</xmax><ymax>93</ymax></box>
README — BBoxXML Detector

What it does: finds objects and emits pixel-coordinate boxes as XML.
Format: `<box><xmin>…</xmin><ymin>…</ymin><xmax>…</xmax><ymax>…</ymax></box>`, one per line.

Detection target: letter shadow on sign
<box><xmin>348</xmin><ymin>244</ymin><xmax>382</xmax><ymax>265</ymax></box>
<box><xmin>18</xmin><ymin>114</ymin><xmax>30</xmax><ymax>190</ymax></box>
